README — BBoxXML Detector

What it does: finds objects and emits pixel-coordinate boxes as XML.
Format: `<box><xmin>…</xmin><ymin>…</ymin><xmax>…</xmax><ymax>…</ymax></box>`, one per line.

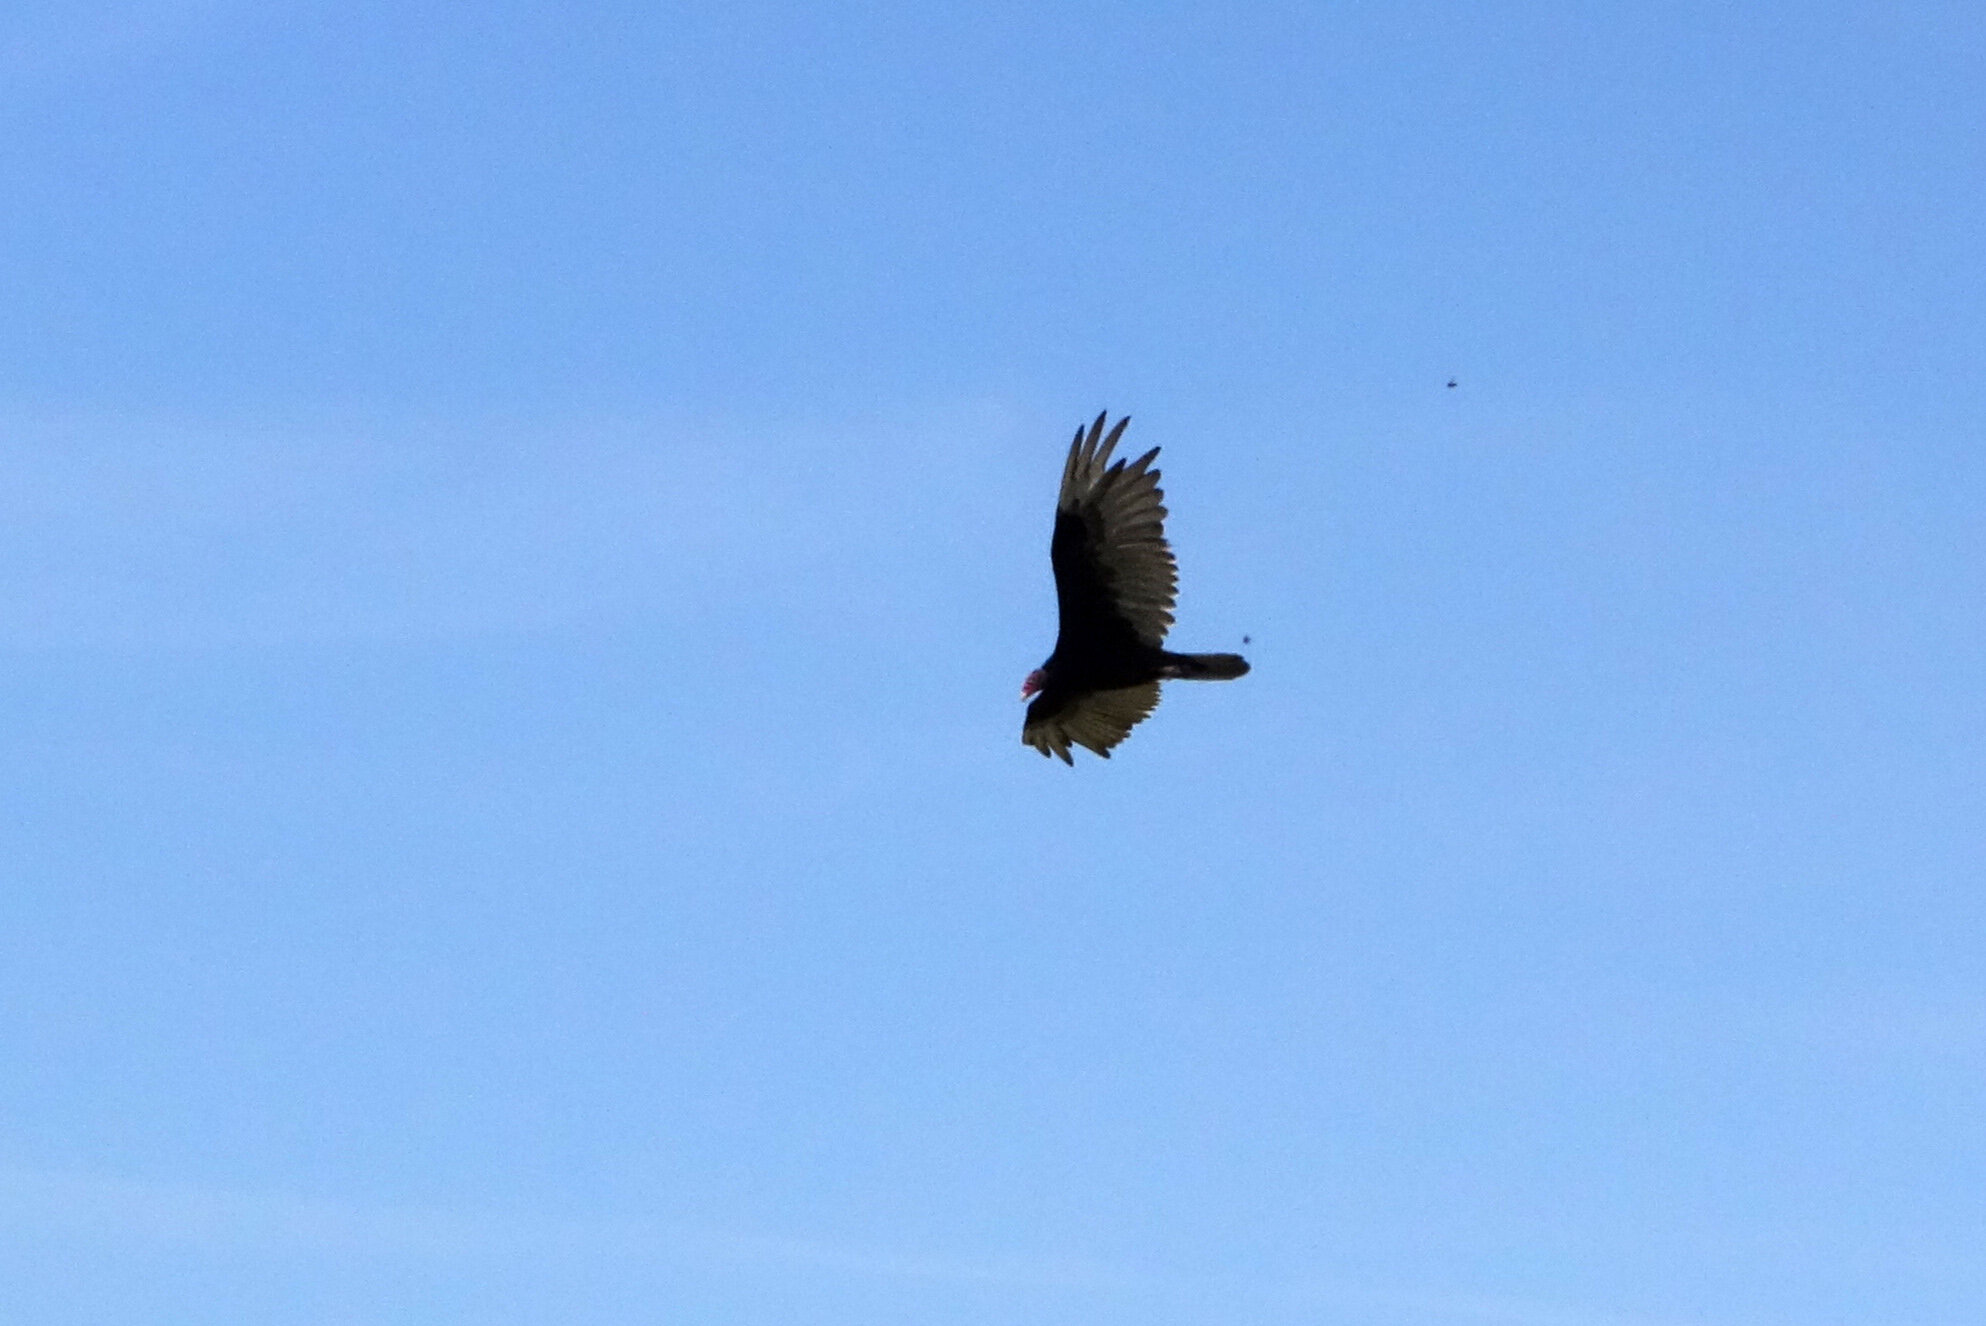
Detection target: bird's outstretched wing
<box><xmin>1052</xmin><ymin>413</ymin><xmax>1177</xmax><ymax>650</ymax></box>
<box><xmin>1022</xmin><ymin>682</ymin><xmax>1162</xmax><ymax>765</ymax></box>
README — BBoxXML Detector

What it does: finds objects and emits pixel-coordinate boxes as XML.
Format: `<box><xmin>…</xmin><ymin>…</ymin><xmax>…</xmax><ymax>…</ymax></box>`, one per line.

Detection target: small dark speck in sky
<box><xmin>1446</xmin><ymin>379</ymin><xmax>1457</xmax><ymax>389</ymax></box>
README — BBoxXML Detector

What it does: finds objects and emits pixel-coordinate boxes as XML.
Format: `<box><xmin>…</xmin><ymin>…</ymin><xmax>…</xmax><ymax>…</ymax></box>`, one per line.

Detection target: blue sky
<box><xmin>4</xmin><ymin>2</ymin><xmax>1984</xmax><ymax>1323</ymax></box>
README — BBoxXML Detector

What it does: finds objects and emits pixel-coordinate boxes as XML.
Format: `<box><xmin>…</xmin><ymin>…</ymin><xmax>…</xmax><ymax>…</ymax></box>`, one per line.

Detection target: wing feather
<box><xmin>1021</xmin><ymin>683</ymin><xmax>1163</xmax><ymax>763</ymax></box>
<box><xmin>1053</xmin><ymin>413</ymin><xmax>1178</xmax><ymax>648</ymax></box>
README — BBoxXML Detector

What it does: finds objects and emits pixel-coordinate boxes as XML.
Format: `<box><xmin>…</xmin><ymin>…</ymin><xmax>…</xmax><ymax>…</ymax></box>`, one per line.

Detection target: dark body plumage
<box><xmin>1022</xmin><ymin>413</ymin><xmax>1249</xmax><ymax>763</ymax></box>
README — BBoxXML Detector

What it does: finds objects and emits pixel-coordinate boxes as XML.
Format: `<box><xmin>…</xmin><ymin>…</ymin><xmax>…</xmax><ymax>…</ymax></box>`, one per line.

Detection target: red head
<box><xmin>1020</xmin><ymin>668</ymin><xmax>1045</xmax><ymax>700</ymax></box>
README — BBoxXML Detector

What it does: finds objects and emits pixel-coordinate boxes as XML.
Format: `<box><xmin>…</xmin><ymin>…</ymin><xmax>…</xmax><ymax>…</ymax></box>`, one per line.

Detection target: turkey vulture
<box><xmin>1021</xmin><ymin>413</ymin><xmax>1249</xmax><ymax>763</ymax></box>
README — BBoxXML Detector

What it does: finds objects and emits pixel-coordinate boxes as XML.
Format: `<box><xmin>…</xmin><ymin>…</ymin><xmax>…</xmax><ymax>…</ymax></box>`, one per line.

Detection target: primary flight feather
<box><xmin>1021</xmin><ymin>412</ymin><xmax>1249</xmax><ymax>763</ymax></box>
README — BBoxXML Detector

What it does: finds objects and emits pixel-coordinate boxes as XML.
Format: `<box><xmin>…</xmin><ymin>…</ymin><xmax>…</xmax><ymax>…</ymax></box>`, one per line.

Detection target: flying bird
<box><xmin>1021</xmin><ymin>413</ymin><xmax>1249</xmax><ymax>763</ymax></box>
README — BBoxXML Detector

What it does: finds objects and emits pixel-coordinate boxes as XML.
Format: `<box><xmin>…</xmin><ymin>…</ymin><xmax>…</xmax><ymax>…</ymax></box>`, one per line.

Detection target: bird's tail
<box><xmin>1161</xmin><ymin>652</ymin><xmax>1250</xmax><ymax>681</ymax></box>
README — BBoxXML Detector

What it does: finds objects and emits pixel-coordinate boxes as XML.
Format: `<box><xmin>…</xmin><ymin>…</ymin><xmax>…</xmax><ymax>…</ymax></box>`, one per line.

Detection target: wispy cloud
<box><xmin>2</xmin><ymin>410</ymin><xmax>727</xmax><ymax>648</ymax></box>
<box><xmin>0</xmin><ymin>404</ymin><xmax>1026</xmax><ymax>651</ymax></box>
<box><xmin>0</xmin><ymin>1165</ymin><xmax>544</xmax><ymax>1260</ymax></box>
<box><xmin>0</xmin><ymin>1165</ymin><xmax>1733</xmax><ymax>1325</ymax></box>
<box><xmin>0</xmin><ymin>1163</ymin><xmax>1130</xmax><ymax>1292</ymax></box>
